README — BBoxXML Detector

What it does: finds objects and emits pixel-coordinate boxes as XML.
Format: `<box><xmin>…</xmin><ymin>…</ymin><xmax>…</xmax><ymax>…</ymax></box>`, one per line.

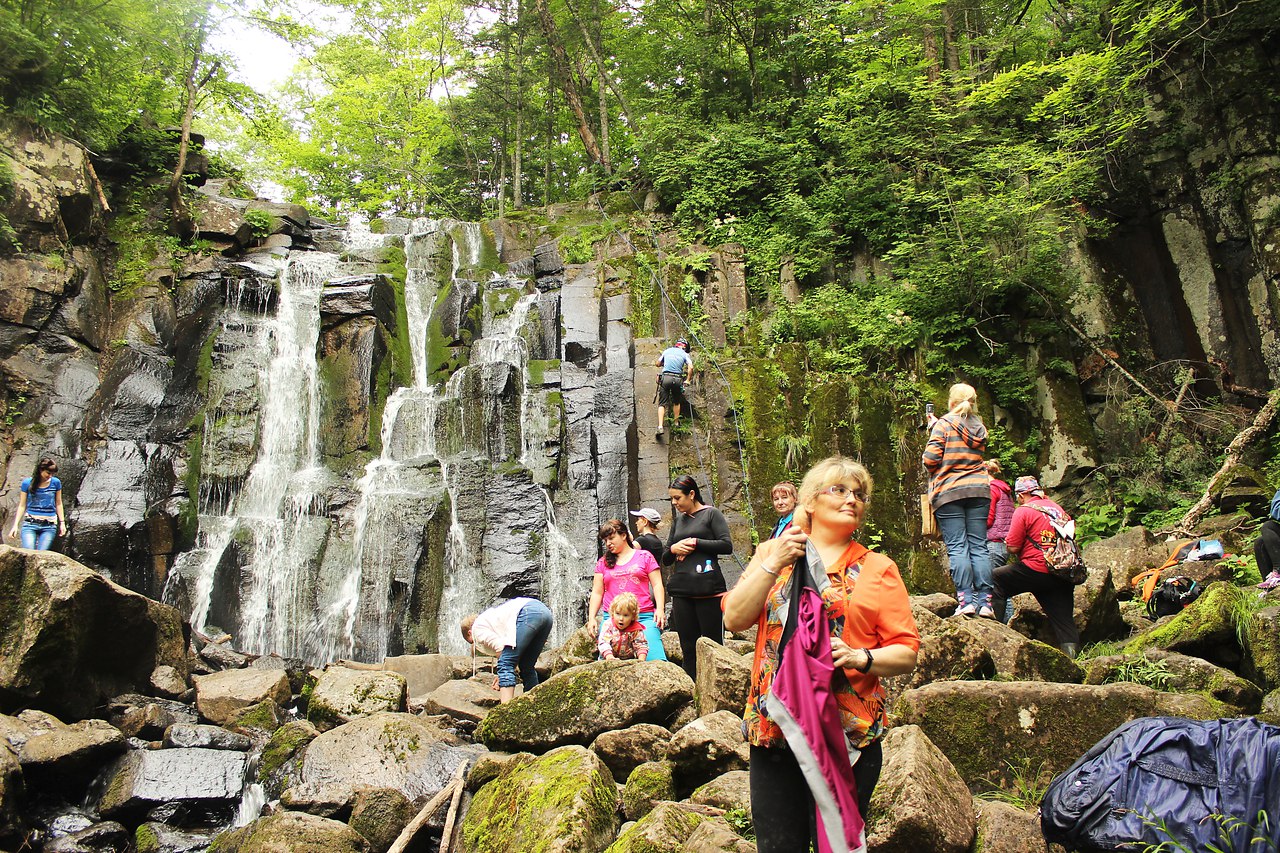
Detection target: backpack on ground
<box><xmin>1041</xmin><ymin>716</ymin><xmax>1280</xmax><ymax>852</ymax></box>
<box><xmin>1029</xmin><ymin>504</ymin><xmax>1087</xmax><ymax>585</ymax></box>
<box><xmin>1145</xmin><ymin>575</ymin><xmax>1202</xmax><ymax>619</ymax></box>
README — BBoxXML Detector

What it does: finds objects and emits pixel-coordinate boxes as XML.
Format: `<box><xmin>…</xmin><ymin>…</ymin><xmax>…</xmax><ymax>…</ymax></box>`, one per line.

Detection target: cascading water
<box><xmin>170</xmin><ymin>215</ymin><xmax>598</xmax><ymax>664</ymax></box>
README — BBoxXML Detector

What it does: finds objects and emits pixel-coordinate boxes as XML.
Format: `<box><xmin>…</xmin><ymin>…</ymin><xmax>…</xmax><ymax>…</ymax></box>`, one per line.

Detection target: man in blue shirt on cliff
<box><xmin>655</xmin><ymin>338</ymin><xmax>693</xmax><ymax>437</ymax></box>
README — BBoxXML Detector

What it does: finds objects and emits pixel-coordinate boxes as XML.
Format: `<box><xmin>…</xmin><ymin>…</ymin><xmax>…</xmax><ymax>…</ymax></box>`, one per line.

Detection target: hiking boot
<box><xmin>978</xmin><ymin>605</ymin><xmax>996</xmax><ymax>619</ymax></box>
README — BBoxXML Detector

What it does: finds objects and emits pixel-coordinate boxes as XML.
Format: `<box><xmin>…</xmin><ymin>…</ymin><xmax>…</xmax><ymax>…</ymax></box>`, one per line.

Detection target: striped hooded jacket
<box><xmin>922</xmin><ymin>414</ymin><xmax>989</xmax><ymax>508</ymax></box>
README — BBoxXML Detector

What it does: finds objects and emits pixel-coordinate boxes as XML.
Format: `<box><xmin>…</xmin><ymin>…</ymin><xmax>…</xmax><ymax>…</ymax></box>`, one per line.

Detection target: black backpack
<box><xmin>1145</xmin><ymin>576</ymin><xmax>1201</xmax><ymax>619</ymax></box>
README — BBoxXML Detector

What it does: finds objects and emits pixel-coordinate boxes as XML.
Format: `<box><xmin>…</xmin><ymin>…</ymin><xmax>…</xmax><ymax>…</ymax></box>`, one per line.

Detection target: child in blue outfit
<box><xmin>6</xmin><ymin>457</ymin><xmax>65</xmax><ymax>550</ymax></box>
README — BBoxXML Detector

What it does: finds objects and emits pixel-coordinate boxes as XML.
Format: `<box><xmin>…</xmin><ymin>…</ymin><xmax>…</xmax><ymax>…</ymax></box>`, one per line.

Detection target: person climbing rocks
<box><xmin>460</xmin><ymin>598</ymin><xmax>553</xmax><ymax>703</ymax></box>
<box><xmin>992</xmin><ymin>476</ymin><xmax>1082</xmax><ymax>657</ymax></box>
<box><xmin>6</xmin><ymin>457</ymin><xmax>66</xmax><ymax>551</ymax></box>
<box><xmin>655</xmin><ymin>338</ymin><xmax>693</xmax><ymax>437</ymax></box>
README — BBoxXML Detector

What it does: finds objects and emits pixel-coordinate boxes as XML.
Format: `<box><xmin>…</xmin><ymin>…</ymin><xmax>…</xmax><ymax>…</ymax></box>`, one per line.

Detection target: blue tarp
<box><xmin>1041</xmin><ymin>717</ymin><xmax>1280</xmax><ymax>852</ymax></box>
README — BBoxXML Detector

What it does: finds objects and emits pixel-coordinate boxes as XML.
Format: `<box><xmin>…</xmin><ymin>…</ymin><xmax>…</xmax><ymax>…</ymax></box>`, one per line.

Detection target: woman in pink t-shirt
<box><xmin>587</xmin><ymin>518</ymin><xmax>668</xmax><ymax>660</ymax></box>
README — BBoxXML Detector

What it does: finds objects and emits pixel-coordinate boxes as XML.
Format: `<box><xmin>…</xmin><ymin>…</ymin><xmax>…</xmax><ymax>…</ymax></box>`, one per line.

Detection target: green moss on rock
<box><xmin>621</xmin><ymin>761</ymin><xmax>676</xmax><ymax>822</ymax></box>
<box><xmin>457</xmin><ymin>745</ymin><xmax>618</xmax><ymax>853</ymax></box>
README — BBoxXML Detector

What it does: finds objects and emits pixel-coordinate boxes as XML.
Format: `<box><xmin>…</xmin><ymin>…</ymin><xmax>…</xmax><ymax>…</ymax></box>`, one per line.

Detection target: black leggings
<box><xmin>750</xmin><ymin>740</ymin><xmax>883</xmax><ymax>853</ymax></box>
<box><xmin>670</xmin><ymin>595</ymin><xmax>723</xmax><ymax>680</ymax></box>
<box><xmin>992</xmin><ymin>561</ymin><xmax>1080</xmax><ymax>647</ymax></box>
<box><xmin>1255</xmin><ymin>520</ymin><xmax>1280</xmax><ymax>577</ymax></box>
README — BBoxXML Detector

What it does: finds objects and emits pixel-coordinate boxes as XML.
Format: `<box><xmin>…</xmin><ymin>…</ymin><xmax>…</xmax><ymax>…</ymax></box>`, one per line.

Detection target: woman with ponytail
<box><xmin>923</xmin><ymin>383</ymin><xmax>994</xmax><ymax>617</ymax></box>
<box><xmin>663</xmin><ymin>474</ymin><xmax>733</xmax><ymax>679</ymax></box>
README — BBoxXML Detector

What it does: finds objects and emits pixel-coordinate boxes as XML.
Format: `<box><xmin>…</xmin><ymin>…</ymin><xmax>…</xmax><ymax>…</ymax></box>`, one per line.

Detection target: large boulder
<box><xmin>306</xmin><ymin>667</ymin><xmax>406</xmax><ymax>731</ymax></box>
<box><xmin>208</xmin><ymin>811</ymin><xmax>370</xmax><ymax>853</ymax></box>
<box><xmin>951</xmin><ymin>619</ymin><xmax>1083</xmax><ymax>683</ymax></box>
<box><xmin>973</xmin><ymin>800</ymin><xmax>1047</xmax><ymax>853</ymax></box>
<box><xmin>297</xmin><ymin>712</ymin><xmax>480</xmax><ymax>803</ymax></box>
<box><xmin>683</xmin><ymin>819</ymin><xmax>756</xmax><ymax>853</ymax></box>
<box><xmin>665</xmin><ymin>711</ymin><xmax>749</xmax><ymax>790</ymax></box>
<box><xmin>18</xmin><ymin>719</ymin><xmax>126</xmax><ymax>788</ymax></box>
<box><xmin>193</xmin><ymin>669</ymin><xmax>290</xmax><ymax>726</ymax></box>
<box><xmin>257</xmin><ymin>719</ymin><xmax>319</xmax><ymax>799</ymax></box>
<box><xmin>1243</xmin><ymin>605</ymin><xmax>1280</xmax><ymax>692</ymax></box>
<box><xmin>605</xmin><ymin>801</ymin><xmax>713</xmax><ymax>853</ymax></box>
<box><xmin>457</xmin><ymin>745</ymin><xmax>618</xmax><ymax>853</ymax></box>
<box><xmin>867</xmin><ymin>725</ymin><xmax>975</xmax><ymax>853</ymax></box>
<box><xmin>476</xmin><ymin>661</ymin><xmax>693</xmax><ymax>752</ymax></box>
<box><xmin>383</xmin><ymin>654</ymin><xmax>457</xmax><ymax>701</ymax></box>
<box><xmin>0</xmin><ymin>747</ymin><xmax>21</xmax><ymax>840</ymax></box>
<box><xmin>689</xmin><ymin>770</ymin><xmax>751</xmax><ymax>818</ymax></box>
<box><xmin>590</xmin><ymin>723</ymin><xmax>671</xmax><ymax>783</ymax></box>
<box><xmin>0</xmin><ymin>547</ymin><xmax>187</xmax><ymax>719</ymax></box>
<box><xmin>96</xmin><ymin>747</ymin><xmax>247</xmax><ymax>820</ymax></box>
<box><xmin>1123</xmin><ymin>581</ymin><xmax>1244</xmax><ymax>669</ymax></box>
<box><xmin>883</xmin><ymin>619</ymin><xmax>995</xmax><ymax>711</ymax></box>
<box><xmin>1082</xmin><ymin>649</ymin><xmax>1263</xmax><ymax>713</ymax></box>
<box><xmin>894</xmin><ymin>680</ymin><xmax>1225</xmax><ymax>790</ymax></box>
<box><xmin>419</xmin><ymin>678</ymin><xmax>497</xmax><ymax>723</ymax></box>
<box><xmin>348</xmin><ymin>787</ymin><xmax>412</xmax><ymax>853</ymax></box>
<box><xmin>621</xmin><ymin>760</ymin><xmax>676</xmax><ymax>822</ymax></box>
<box><xmin>694</xmin><ymin>638</ymin><xmax>751</xmax><ymax>717</ymax></box>
<box><xmin>1082</xmin><ymin>526</ymin><xmax>1165</xmax><ymax>596</ymax></box>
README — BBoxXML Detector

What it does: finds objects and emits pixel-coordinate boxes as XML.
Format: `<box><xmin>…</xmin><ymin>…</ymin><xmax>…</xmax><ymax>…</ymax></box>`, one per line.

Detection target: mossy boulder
<box><xmin>621</xmin><ymin>760</ymin><xmax>676</xmax><ymax>822</ymax></box>
<box><xmin>193</xmin><ymin>669</ymin><xmax>291</xmax><ymax>727</ymax></box>
<box><xmin>1082</xmin><ymin>649</ymin><xmax>1263</xmax><ymax>713</ymax></box>
<box><xmin>208</xmin><ymin>810</ymin><xmax>370</xmax><ymax>853</ymax></box>
<box><xmin>665</xmin><ymin>710</ymin><xmax>749</xmax><ymax>792</ymax></box>
<box><xmin>689</xmin><ymin>770</ymin><xmax>750</xmax><ymax>818</ymax></box>
<box><xmin>348</xmin><ymin>787</ymin><xmax>412</xmax><ymax>853</ymax></box>
<box><xmin>953</xmin><ymin>619</ymin><xmax>1083</xmax><ymax>683</ymax></box>
<box><xmin>604</xmin><ymin>800</ymin><xmax>710</xmax><ymax>853</ymax></box>
<box><xmin>257</xmin><ymin>719</ymin><xmax>319</xmax><ymax>799</ymax></box>
<box><xmin>307</xmin><ymin>666</ymin><xmax>406</xmax><ymax>732</ymax></box>
<box><xmin>590</xmin><ymin>723</ymin><xmax>671</xmax><ymax>783</ymax></box>
<box><xmin>457</xmin><ymin>745</ymin><xmax>618</xmax><ymax>853</ymax></box>
<box><xmin>476</xmin><ymin>661</ymin><xmax>693</xmax><ymax>752</ymax></box>
<box><xmin>1122</xmin><ymin>582</ymin><xmax>1244</xmax><ymax>669</ymax></box>
<box><xmin>0</xmin><ymin>546</ymin><xmax>187</xmax><ymax>720</ymax></box>
<box><xmin>1243</xmin><ymin>605</ymin><xmax>1280</xmax><ymax>692</ymax></box>
<box><xmin>298</xmin><ymin>712</ymin><xmax>480</xmax><ymax>803</ymax></box>
<box><xmin>893</xmin><ymin>680</ymin><xmax>1225</xmax><ymax>792</ymax></box>
<box><xmin>1259</xmin><ymin>689</ymin><xmax>1280</xmax><ymax>725</ymax></box>
<box><xmin>867</xmin><ymin>725</ymin><xmax>975</xmax><ymax>853</ymax></box>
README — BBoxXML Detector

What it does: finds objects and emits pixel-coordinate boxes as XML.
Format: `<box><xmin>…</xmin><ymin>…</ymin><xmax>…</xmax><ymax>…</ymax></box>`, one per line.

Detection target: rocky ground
<box><xmin>2</xmin><ymin>519</ymin><xmax>1279</xmax><ymax>853</ymax></box>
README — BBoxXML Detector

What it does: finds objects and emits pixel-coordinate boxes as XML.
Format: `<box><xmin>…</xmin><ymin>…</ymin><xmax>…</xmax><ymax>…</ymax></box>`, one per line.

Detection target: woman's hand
<box><xmin>587</xmin><ymin>617</ymin><xmax>600</xmax><ymax>638</ymax></box>
<box><xmin>5</xmin><ymin>526</ymin><xmax>15</xmax><ymax>540</ymax></box>
<box><xmin>830</xmin><ymin>636</ymin><xmax>865</xmax><ymax>671</ymax></box>
<box><xmin>671</xmin><ymin>537</ymin><xmax>698</xmax><ymax>557</ymax></box>
<box><xmin>654</xmin><ymin>610</ymin><xmax>667</xmax><ymax>629</ymax></box>
<box><xmin>766</xmin><ymin>527</ymin><xmax>806</xmax><ymax>573</ymax></box>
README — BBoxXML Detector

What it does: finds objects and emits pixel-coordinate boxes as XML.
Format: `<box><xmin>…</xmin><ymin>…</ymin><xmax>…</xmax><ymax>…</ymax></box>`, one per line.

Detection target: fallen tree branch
<box><xmin>1173</xmin><ymin>389</ymin><xmax>1280</xmax><ymax>536</ymax></box>
<box><xmin>387</xmin><ymin>762</ymin><xmax>468</xmax><ymax>853</ymax></box>
<box><xmin>439</xmin><ymin>760</ymin><xmax>467</xmax><ymax>853</ymax></box>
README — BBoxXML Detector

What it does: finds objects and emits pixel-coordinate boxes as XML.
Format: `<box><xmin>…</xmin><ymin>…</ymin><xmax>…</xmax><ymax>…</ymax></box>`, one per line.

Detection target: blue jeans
<box><xmin>21</xmin><ymin>518</ymin><xmax>57</xmax><ymax>550</ymax></box>
<box><xmin>496</xmin><ymin>601</ymin><xmax>553</xmax><ymax>690</ymax></box>
<box><xmin>596</xmin><ymin>610</ymin><xmax>668</xmax><ymax>661</ymax></box>
<box><xmin>936</xmin><ymin>497</ymin><xmax>992</xmax><ymax>607</ymax></box>
<box><xmin>988</xmin><ymin>540</ymin><xmax>1014</xmax><ymax>621</ymax></box>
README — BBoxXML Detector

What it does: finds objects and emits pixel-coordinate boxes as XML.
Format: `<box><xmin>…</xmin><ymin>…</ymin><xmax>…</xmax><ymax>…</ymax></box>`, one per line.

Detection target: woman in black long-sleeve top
<box><xmin>664</xmin><ymin>474</ymin><xmax>734</xmax><ymax>680</ymax></box>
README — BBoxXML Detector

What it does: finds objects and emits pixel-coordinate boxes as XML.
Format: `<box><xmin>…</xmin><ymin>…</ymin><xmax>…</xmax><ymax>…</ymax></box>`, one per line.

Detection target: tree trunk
<box><xmin>923</xmin><ymin>26</ymin><xmax>940</xmax><ymax>83</ymax></box>
<box><xmin>512</xmin><ymin>0</ymin><xmax>525</xmax><ymax>209</ymax></box>
<box><xmin>532</xmin><ymin>0</ymin><xmax>606</xmax><ymax>169</ymax></box>
<box><xmin>942</xmin><ymin>5</ymin><xmax>961</xmax><ymax>73</ymax></box>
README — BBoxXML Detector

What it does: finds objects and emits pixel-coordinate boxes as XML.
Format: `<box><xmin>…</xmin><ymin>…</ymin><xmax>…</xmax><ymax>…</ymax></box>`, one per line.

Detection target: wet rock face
<box><xmin>0</xmin><ymin>547</ymin><xmax>187</xmax><ymax>720</ymax></box>
<box><xmin>96</xmin><ymin>747</ymin><xmax>247</xmax><ymax>820</ymax></box>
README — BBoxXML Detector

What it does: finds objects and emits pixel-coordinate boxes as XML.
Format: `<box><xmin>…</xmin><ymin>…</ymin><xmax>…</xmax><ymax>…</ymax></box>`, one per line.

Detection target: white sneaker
<box><xmin>957</xmin><ymin>603</ymin><xmax>977</xmax><ymax>617</ymax></box>
<box><xmin>655</xmin><ymin>424</ymin><xmax>664</xmax><ymax>437</ymax></box>
<box><xmin>978</xmin><ymin>606</ymin><xmax>996</xmax><ymax>619</ymax></box>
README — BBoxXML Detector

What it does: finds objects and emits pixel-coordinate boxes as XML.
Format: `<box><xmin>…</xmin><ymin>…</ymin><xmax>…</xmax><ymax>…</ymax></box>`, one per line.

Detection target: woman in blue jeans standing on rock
<box><xmin>461</xmin><ymin>598</ymin><xmax>553</xmax><ymax>703</ymax></box>
<box><xmin>923</xmin><ymin>384</ymin><xmax>994</xmax><ymax>617</ymax></box>
<box><xmin>6</xmin><ymin>457</ymin><xmax>66</xmax><ymax>550</ymax></box>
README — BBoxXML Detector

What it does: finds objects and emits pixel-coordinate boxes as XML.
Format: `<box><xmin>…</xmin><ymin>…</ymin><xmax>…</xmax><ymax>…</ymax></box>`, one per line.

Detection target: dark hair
<box><xmin>598</xmin><ymin>519</ymin><xmax>633</xmax><ymax>567</ymax></box>
<box><xmin>669</xmin><ymin>474</ymin><xmax>705</xmax><ymax>507</ymax></box>
<box><xmin>32</xmin><ymin>457</ymin><xmax>58</xmax><ymax>485</ymax></box>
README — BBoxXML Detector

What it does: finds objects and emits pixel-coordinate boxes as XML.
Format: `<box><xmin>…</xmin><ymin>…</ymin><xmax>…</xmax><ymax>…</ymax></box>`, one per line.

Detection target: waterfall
<box><xmin>171</xmin><ymin>215</ymin><xmax>597</xmax><ymax>664</ymax></box>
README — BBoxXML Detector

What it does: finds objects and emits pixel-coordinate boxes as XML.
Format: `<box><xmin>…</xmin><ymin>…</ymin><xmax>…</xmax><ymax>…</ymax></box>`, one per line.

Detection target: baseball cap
<box><xmin>630</xmin><ymin>508</ymin><xmax>661</xmax><ymax>524</ymax></box>
<box><xmin>1014</xmin><ymin>476</ymin><xmax>1045</xmax><ymax>496</ymax></box>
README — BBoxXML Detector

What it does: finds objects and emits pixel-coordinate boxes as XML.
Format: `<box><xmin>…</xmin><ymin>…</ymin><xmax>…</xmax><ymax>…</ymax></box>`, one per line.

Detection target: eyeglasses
<box><xmin>821</xmin><ymin>484</ymin><xmax>870</xmax><ymax>504</ymax></box>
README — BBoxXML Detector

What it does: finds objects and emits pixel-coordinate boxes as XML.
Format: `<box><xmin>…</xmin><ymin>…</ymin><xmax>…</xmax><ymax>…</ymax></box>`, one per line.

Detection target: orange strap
<box><xmin>1131</xmin><ymin>541</ymin><xmax>1191</xmax><ymax>602</ymax></box>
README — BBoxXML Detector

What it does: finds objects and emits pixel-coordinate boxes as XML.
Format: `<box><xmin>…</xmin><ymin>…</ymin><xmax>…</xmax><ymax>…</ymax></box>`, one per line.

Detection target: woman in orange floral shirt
<box><xmin>724</xmin><ymin>456</ymin><xmax>919</xmax><ymax>852</ymax></box>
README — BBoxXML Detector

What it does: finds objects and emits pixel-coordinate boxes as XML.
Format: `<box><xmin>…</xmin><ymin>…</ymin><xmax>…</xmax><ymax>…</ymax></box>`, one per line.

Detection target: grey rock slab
<box><xmin>97</xmin><ymin>747</ymin><xmax>247</xmax><ymax>818</ymax></box>
<box><xmin>193</xmin><ymin>668</ymin><xmax>290</xmax><ymax>726</ymax></box>
<box><xmin>163</xmin><ymin>723</ymin><xmax>252</xmax><ymax>751</ymax></box>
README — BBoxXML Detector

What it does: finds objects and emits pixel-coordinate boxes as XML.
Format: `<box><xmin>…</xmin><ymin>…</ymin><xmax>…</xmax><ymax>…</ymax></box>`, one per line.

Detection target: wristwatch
<box><xmin>855</xmin><ymin>648</ymin><xmax>874</xmax><ymax>673</ymax></box>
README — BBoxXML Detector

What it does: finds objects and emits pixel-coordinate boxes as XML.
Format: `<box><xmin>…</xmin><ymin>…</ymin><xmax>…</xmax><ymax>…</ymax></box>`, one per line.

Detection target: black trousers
<box><xmin>670</xmin><ymin>595</ymin><xmax>723</xmax><ymax>680</ymax></box>
<box><xmin>750</xmin><ymin>740</ymin><xmax>883</xmax><ymax>853</ymax></box>
<box><xmin>993</xmin><ymin>561</ymin><xmax>1080</xmax><ymax>647</ymax></box>
<box><xmin>1255</xmin><ymin>519</ymin><xmax>1280</xmax><ymax>576</ymax></box>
